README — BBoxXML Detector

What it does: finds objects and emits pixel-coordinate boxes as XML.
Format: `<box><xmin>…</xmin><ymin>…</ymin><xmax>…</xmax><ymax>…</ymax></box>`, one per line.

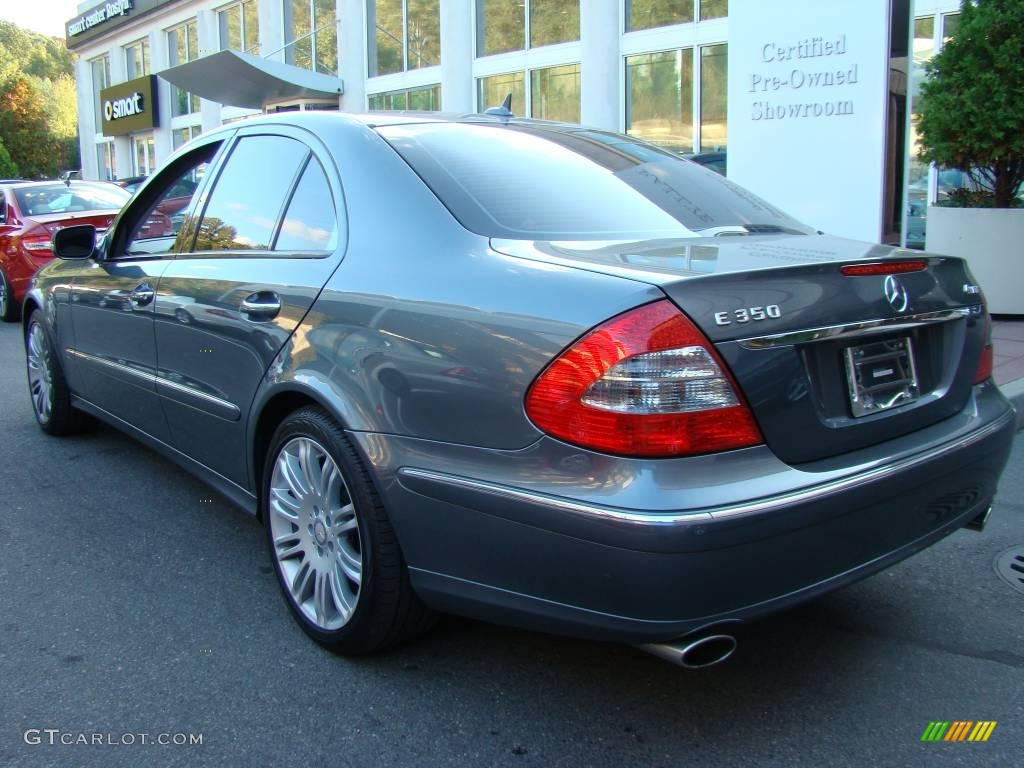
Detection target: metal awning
<box><xmin>158</xmin><ymin>49</ymin><xmax>343</xmax><ymax>110</ymax></box>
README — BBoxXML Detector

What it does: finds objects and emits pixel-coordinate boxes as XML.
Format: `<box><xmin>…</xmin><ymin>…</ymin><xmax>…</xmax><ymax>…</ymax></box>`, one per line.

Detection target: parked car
<box><xmin>0</xmin><ymin>180</ymin><xmax>130</xmax><ymax>321</ymax></box>
<box><xmin>23</xmin><ymin>113</ymin><xmax>1013</xmax><ymax>666</ymax></box>
<box><xmin>684</xmin><ymin>150</ymin><xmax>727</xmax><ymax>175</ymax></box>
<box><xmin>113</xmin><ymin>175</ymin><xmax>148</xmax><ymax>194</ymax></box>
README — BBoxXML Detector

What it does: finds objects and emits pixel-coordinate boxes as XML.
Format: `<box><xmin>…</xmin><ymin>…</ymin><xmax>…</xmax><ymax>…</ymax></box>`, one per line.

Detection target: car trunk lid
<box><xmin>493</xmin><ymin>234</ymin><xmax>988</xmax><ymax>464</ymax></box>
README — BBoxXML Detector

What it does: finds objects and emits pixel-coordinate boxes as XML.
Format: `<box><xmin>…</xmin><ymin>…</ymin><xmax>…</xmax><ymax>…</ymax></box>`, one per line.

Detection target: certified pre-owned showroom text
<box><xmin>24</xmin><ymin>729</ymin><xmax>203</xmax><ymax>746</ymax></box>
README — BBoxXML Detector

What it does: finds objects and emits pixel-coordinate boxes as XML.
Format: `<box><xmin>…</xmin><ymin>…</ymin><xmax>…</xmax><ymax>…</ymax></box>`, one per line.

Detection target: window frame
<box><xmin>217</xmin><ymin>0</ymin><xmax>260</xmax><ymax>53</ymax></box>
<box><xmin>177</xmin><ymin>125</ymin><xmax>345</xmax><ymax>260</ymax></box>
<box><xmin>124</xmin><ymin>37</ymin><xmax>151</xmax><ymax>79</ymax></box>
<box><xmin>473</xmin><ymin>0</ymin><xmax>580</xmax><ymax>58</ymax></box>
<box><xmin>166</xmin><ymin>18</ymin><xmax>201</xmax><ymax>117</ymax></box>
<box><xmin>107</xmin><ymin>134</ymin><xmax>231</xmax><ymax>263</ymax></box>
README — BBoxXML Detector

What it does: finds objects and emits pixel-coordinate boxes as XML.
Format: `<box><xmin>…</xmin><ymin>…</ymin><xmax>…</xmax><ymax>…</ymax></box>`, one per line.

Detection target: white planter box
<box><xmin>926</xmin><ymin>206</ymin><xmax>1024</xmax><ymax>314</ymax></box>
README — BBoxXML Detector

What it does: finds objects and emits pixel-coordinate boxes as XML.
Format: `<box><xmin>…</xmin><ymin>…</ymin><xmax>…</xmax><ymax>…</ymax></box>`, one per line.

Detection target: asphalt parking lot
<box><xmin>0</xmin><ymin>319</ymin><xmax>1022</xmax><ymax>768</ymax></box>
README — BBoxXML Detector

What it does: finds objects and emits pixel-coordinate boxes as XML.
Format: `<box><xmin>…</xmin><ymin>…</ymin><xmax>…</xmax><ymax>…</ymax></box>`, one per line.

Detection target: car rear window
<box><xmin>376</xmin><ymin>122</ymin><xmax>812</xmax><ymax>240</ymax></box>
<box><xmin>14</xmin><ymin>183</ymin><xmax>130</xmax><ymax>216</ymax></box>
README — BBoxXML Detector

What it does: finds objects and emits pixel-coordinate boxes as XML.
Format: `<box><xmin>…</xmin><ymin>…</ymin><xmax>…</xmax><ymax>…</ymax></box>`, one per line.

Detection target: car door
<box><xmin>67</xmin><ymin>138</ymin><xmax>226</xmax><ymax>441</ymax></box>
<box><xmin>153</xmin><ymin>126</ymin><xmax>345</xmax><ymax>487</ymax></box>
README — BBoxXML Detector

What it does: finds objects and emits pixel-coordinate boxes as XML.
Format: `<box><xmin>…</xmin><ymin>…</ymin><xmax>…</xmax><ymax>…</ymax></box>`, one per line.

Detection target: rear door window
<box><xmin>192</xmin><ymin>135</ymin><xmax>309</xmax><ymax>252</ymax></box>
<box><xmin>273</xmin><ymin>158</ymin><xmax>339</xmax><ymax>252</ymax></box>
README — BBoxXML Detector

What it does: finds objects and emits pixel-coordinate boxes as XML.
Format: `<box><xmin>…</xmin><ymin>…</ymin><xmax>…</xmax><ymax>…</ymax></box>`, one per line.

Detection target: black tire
<box><xmin>25</xmin><ymin>309</ymin><xmax>87</xmax><ymax>435</ymax></box>
<box><xmin>263</xmin><ymin>405</ymin><xmax>436</xmax><ymax>654</ymax></box>
<box><xmin>0</xmin><ymin>267</ymin><xmax>19</xmax><ymax>323</ymax></box>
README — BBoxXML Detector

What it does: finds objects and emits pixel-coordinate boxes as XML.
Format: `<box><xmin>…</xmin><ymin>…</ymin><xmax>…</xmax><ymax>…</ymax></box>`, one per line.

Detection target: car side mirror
<box><xmin>53</xmin><ymin>224</ymin><xmax>96</xmax><ymax>260</ymax></box>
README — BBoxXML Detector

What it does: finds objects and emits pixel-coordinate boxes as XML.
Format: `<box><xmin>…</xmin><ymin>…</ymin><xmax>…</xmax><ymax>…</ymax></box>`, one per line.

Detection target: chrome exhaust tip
<box><xmin>965</xmin><ymin>506</ymin><xmax>993</xmax><ymax>532</ymax></box>
<box><xmin>638</xmin><ymin>633</ymin><xmax>738</xmax><ymax>669</ymax></box>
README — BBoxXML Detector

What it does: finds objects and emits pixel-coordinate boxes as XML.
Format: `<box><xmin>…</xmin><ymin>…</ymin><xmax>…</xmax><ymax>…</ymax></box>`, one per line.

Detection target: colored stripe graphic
<box><xmin>921</xmin><ymin>722</ymin><xmax>949</xmax><ymax>741</ymax></box>
<box><xmin>921</xmin><ymin>721</ymin><xmax>996</xmax><ymax>742</ymax></box>
<box><xmin>945</xmin><ymin>721</ymin><xmax>972</xmax><ymax>741</ymax></box>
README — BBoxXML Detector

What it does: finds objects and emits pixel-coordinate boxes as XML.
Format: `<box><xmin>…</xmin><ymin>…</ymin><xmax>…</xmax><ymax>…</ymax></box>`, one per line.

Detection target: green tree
<box><xmin>916</xmin><ymin>0</ymin><xmax>1024</xmax><ymax>207</ymax></box>
<box><xmin>0</xmin><ymin>76</ymin><xmax>62</xmax><ymax>178</ymax></box>
<box><xmin>0</xmin><ymin>21</ymin><xmax>78</xmax><ymax>178</ymax></box>
<box><xmin>0</xmin><ymin>138</ymin><xmax>18</xmax><ymax>178</ymax></box>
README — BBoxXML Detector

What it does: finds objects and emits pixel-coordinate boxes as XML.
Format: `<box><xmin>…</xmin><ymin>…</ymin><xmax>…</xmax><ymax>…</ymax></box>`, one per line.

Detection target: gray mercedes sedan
<box><xmin>23</xmin><ymin>112</ymin><xmax>1014</xmax><ymax>667</ymax></box>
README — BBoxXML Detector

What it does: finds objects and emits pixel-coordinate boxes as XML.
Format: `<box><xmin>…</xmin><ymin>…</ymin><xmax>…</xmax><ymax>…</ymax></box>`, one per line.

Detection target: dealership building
<box><xmin>66</xmin><ymin>0</ymin><xmax>964</xmax><ymax>247</ymax></box>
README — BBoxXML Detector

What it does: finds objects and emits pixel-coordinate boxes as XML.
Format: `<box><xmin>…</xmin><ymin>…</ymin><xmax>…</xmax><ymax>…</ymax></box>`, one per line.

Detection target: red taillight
<box><xmin>840</xmin><ymin>260</ymin><xmax>927</xmax><ymax>276</ymax></box>
<box><xmin>525</xmin><ymin>300</ymin><xmax>763</xmax><ymax>457</ymax></box>
<box><xmin>22</xmin><ymin>234</ymin><xmax>53</xmax><ymax>252</ymax></box>
<box><xmin>975</xmin><ymin>308</ymin><xmax>993</xmax><ymax>384</ymax></box>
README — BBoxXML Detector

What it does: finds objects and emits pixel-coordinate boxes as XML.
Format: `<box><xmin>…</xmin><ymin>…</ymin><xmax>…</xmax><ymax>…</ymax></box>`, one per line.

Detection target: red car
<box><xmin>0</xmin><ymin>181</ymin><xmax>131</xmax><ymax>321</ymax></box>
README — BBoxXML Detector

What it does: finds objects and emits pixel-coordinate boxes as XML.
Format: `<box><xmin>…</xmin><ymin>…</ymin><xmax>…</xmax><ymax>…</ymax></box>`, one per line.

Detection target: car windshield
<box><xmin>14</xmin><ymin>183</ymin><xmax>131</xmax><ymax>216</ymax></box>
<box><xmin>378</xmin><ymin>122</ymin><xmax>813</xmax><ymax>241</ymax></box>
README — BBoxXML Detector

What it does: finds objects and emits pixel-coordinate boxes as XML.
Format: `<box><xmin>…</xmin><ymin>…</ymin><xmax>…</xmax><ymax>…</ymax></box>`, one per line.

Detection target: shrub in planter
<box><xmin>916</xmin><ymin>0</ymin><xmax>1024</xmax><ymax>208</ymax></box>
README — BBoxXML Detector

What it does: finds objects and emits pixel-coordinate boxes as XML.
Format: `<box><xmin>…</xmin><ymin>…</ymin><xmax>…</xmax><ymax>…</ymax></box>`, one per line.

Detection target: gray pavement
<box><xmin>0</xmin><ymin>319</ymin><xmax>1021</xmax><ymax>768</ymax></box>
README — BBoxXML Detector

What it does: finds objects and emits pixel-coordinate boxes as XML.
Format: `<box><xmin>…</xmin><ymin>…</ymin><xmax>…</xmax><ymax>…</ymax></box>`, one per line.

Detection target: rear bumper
<box><xmin>350</xmin><ymin>382</ymin><xmax>1015</xmax><ymax>643</ymax></box>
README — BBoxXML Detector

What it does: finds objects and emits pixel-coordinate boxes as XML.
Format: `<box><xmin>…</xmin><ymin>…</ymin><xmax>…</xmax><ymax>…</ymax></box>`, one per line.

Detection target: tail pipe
<box><xmin>965</xmin><ymin>506</ymin><xmax>993</xmax><ymax>532</ymax></box>
<box><xmin>638</xmin><ymin>632</ymin><xmax>737</xmax><ymax>669</ymax></box>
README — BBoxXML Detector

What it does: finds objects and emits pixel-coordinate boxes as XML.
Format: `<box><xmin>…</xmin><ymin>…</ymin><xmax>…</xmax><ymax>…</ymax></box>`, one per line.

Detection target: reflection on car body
<box><xmin>21</xmin><ymin>112</ymin><xmax>1013</xmax><ymax>665</ymax></box>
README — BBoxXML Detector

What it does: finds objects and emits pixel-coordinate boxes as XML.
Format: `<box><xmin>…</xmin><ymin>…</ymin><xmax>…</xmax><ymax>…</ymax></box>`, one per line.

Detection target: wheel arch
<box><xmin>249</xmin><ymin>384</ymin><xmax>355</xmax><ymax>523</ymax></box>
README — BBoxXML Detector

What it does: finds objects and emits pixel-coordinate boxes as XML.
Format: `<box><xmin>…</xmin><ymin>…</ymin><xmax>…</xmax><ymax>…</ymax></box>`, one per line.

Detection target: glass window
<box><xmin>286</xmin><ymin>0</ymin><xmax>312</xmax><ymax>70</ymax></box>
<box><xmin>124</xmin><ymin>144</ymin><xmax>218</xmax><ymax>256</ymax></box>
<box><xmin>699</xmin><ymin>0</ymin><xmax>727</xmax><ymax>21</ymax></box>
<box><xmin>367</xmin><ymin>84</ymin><xmax>441</xmax><ymax>110</ymax></box>
<box><xmin>368</xmin><ymin>0</ymin><xmax>439</xmax><ymax>75</ymax></box>
<box><xmin>529</xmin><ymin>0</ymin><xmax>579</xmax><ymax>48</ymax></box>
<box><xmin>942</xmin><ymin>12</ymin><xmax>960</xmax><ymax>41</ymax></box>
<box><xmin>219</xmin><ymin>1</ymin><xmax>259</xmax><ymax>53</ymax></box>
<box><xmin>286</xmin><ymin>0</ymin><xmax>338</xmax><ymax>74</ymax></box>
<box><xmin>90</xmin><ymin>55</ymin><xmax>110</xmax><ymax>133</ymax></box>
<box><xmin>477</xmin><ymin>71</ymin><xmax>525</xmax><ymax>114</ymax></box>
<box><xmin>700</xmin><ymin>44</ymin><xmax>727</xmax><ymax>150</ymax></box>
<box><xmin>626</xmin><ymin>0</ymin><xmax>692</xmax><ymax>32</ymax></box>
<box><xmin>275</xmin><ymin>159</ymin><xmax>338</xmax><ymax>251</ymax></box>
<box><xmin>125</xmin><ymin>39</ymin><xmax>150</xmax><ymax>79</ymax></box>
<box><xmin>173</xmin><ymin>125</ymin><xmax>202</xmax><ymax>150</ymax></box>
<box><xmin>314</xmin><ymin>0</ymin><xmax>337</xmax><ymax>75</ymax></box>
<box><xmin>903</xmin><ymin>16</ymin><xmax>936</xmax><ymax>248</ymax></box>
<box><xmin>407</xmin><ymin>0</ymin><xmax>440</xmax><ymax>69</ymax></box>
<box><xmin>168</xmin><ymin>20</ymin><xmax>200</xmax><ymax>116</ymax></box>
<box><xmin>476</xmin><ymin>0</ymin><xmax>578</xmax><ymax>55</ymax></box>
<box><xmin>96</xmin><ymin>141</ymin><xmax>117</xmax><ymax>181</ymax></box>
<box><xmin>625</xmin><ymin>48</ymin><xmax>694</xmax><ymax>153</ymax></box>
<box><xmin>132</xmin><ymin>135</ymin><xmax>156</xmax><ymax>176</ymax></box>
<box><xmin>530</xmin><ymin>64</ymin><xmax>580</xmax><ymax>123</ymax></box>
<box><xmin>193</xmin><ymin>136</ymin><xmax>309</xmax><ymax>251</ymax></box>
<box><xmin>369</xmin><ymin>0</ymin><xmax>403</xmax><ymax>75</ymax></box>
<box><xmin>14</xmin><ymin>183</ymin><xmax>130</xmax><ymax>216</ymax></box>
<box><xmin>378</xmin><ymin>122</ymin><xmax>812</xmax><ymax>240</ymax></box>
<box><xmin>477</xmin><ymin>0</ymin><xmax>524</xmax><ymax>55</ymax></box>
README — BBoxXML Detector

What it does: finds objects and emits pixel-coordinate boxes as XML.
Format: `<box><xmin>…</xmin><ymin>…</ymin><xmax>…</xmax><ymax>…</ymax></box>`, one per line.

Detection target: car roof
<box><xmin>200</xmin><ymin>109</ymin><xmax>602</xmax><ymax>141</ymax></box>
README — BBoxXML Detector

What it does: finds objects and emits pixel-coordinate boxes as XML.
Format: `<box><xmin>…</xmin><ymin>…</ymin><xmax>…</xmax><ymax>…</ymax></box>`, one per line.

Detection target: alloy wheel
<box><xmin>26</xmin><ymin>323</ymin><xmax>52</xmax><ymax>423</ymax></box>
<box><xmin>269</xmin><ymin>437</ymin><xmax>362</xmax><ymax>631</ymax></box>
<box><xmin>0</xmin><ymin>272</ymin><xmax>8</xmax><ymax>318</ymax></box>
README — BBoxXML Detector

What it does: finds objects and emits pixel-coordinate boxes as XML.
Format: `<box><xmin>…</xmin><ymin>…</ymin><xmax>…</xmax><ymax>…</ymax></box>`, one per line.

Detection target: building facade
<box><xmin>66</xmin><ymin>0</ymin><xmax>964</xmax><ymax>247</ymax></box>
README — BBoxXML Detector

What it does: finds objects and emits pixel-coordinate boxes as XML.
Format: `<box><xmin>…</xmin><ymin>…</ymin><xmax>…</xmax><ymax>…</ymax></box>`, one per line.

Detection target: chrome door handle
<box><xmin>240</xmin><ymin>292</ymin><xmax>282</xmax><ymax>320</ymax></box>
<box><xmin>130</xmin><ymin>283</ymin><xmax>155</xmax><ymax>307</ymax></box>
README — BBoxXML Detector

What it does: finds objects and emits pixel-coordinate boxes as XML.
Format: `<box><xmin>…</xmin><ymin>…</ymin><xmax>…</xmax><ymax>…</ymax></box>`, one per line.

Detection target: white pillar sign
<box><xmin>728</xmin><ymin>0</ymin><xmax>892</xmax><ymax>242</ymax></box>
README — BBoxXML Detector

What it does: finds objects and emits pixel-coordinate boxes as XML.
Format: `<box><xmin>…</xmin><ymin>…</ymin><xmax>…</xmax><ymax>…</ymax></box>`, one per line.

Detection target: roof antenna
<box><xmin>483</xmin><ymin>92</ymin><xmax>514</xmax><ymax>118</ymax></box>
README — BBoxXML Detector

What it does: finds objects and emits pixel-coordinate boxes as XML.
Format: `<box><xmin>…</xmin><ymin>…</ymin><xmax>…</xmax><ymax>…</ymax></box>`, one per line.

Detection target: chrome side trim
<box><xmin>736</xmin><ymin>308</ymin><xmax>973</xmax><ymax>349</ymax></box>
<box><xmin>66</xmin><ymin>348</ymin><xmax>153</xmax><ymax>383</ymax></box>
<box><xmin>398</xmin><ymin>407</ymin><xmax>1013</xmax><ymax>527</ymax></box>
<box><xmin>155</xmin><ymin>375</ymin><xmax>241</xmax><ymax>420</ymax></box>
<box><xmin>67</xmin><ymin>347</ymin><xmax>239</xmax><ymax>419</ymax></box>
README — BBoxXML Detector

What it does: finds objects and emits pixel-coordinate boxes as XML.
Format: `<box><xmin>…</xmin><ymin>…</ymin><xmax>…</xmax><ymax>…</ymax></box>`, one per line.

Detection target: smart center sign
<box><xmin>99</xmin><ymin>76</ymin><xmax>159</xmax><ymax>136</ymax></box>
<box><xmin>728</xmin><ymin>0</ymin><xmax>894</xmax><ymax>242</ymax></box>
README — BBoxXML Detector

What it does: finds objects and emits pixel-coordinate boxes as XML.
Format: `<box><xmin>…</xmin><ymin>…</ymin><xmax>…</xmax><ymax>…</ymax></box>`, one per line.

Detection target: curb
<box><xmin>998</xmin><ymin>378</ymin><xmax>1024</xmax><ymax>431</ymax></box>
